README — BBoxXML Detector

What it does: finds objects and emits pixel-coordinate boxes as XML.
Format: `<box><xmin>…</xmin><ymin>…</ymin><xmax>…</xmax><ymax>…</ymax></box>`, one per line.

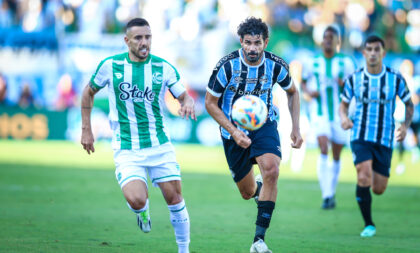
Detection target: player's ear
<box><xmin>124</xmin><ymin>36</ymin><xmax>129</xmax><ymax>45</ymax></box>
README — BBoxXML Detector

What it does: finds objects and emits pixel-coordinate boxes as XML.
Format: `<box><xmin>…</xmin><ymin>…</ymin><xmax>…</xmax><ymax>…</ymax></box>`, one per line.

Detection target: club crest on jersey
<box><xmin>115</xmin><ymin>73</ymin><xmax>123</xmax><ymax>79</ymax></box>
<box><xmin>152</xmin><ymin>72</ymin><xmax>163</xmax><ymax>84</ymax></box>
<box><xmin>119</xmin><ymin>82</ymin><xmax>155</xmax><ymax>102</ymax></box>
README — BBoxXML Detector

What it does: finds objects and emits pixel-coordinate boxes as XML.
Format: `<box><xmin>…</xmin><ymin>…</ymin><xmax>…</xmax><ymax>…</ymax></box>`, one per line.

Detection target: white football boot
<box><xmin>250</xmin><ymin>239</ymin><xmax>272</xmax><ymax>253</ymax></box>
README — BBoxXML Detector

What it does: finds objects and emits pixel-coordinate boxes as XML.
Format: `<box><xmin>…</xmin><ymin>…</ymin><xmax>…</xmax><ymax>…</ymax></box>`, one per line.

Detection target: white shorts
<box><xmin>113</xmin><ymin>142</ymin><xmax>181</xmax><ymax>188</ymax></box>
<box><xmin>311</xmin><ymin>116</ymin><xmax>348</xmax><ymax>145</ymax></box>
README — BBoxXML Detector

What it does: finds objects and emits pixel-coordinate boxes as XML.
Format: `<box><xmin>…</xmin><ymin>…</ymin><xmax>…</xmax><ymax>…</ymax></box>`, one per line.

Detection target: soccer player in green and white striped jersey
<box><xmin>81</xmin><ymin>18</ymin><xmax>195</xmax><ymax>253</ymax></box>
<box><xmin>301</xmin><ymin>26</ymin><xmax>356</xmax><ymax>209</ymax></box>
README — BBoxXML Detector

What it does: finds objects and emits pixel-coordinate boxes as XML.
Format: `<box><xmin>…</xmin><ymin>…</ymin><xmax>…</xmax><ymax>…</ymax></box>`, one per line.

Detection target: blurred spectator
<box><xmin>0</xmin><ymin>73</ymin><xmax>10</xmax><ymax>105</ymax></box>
<box><xmin>56</xmin><ymin>74</ymin><xmax>77</xmax><ymax>110</ymax></box>
<box><xmin>18</xmin><ymin>82</ymin><xmax>35</xmax><ymax>108</ymax></box>
<box><xmin>0</xmin><ymin>0</ymin><xmax>14</xmax><ymax>27</ymax></box>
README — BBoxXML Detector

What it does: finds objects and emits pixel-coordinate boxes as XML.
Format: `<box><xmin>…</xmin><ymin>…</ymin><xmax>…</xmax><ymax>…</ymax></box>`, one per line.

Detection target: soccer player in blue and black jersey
<box><xmin>339</xmin><ymin>35</ymin><xmax>414</xmax><ymax>237</ymax></box>
<box><xmin>205</xmin><ymin>17</ymin><xmax>302</xmax><ymax>253</ymax></box>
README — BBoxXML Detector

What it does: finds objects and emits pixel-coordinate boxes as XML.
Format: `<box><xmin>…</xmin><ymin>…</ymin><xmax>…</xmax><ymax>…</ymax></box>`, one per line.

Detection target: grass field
<box><xmin>0</xmin><ymin>140</ymin><xmax>419</xmax><ymax>253</ymax></box>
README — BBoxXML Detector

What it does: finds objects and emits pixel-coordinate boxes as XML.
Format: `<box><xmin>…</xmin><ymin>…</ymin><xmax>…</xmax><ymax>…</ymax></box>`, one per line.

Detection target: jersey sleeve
<box><xmin>397</xmin><ymin>75</ymin><xmax>411</xmax><ymax>102</ymax></box>
<box><xmin>207</xmin><ymin>62</ymin><xmax>229</xmax><ymax>97</ymax></box>
<box><xmin>165</xmin><ymin>62</ymin><xmax>185</xmax><ymax>98</ymax></box>
<box><xmin>90</xmin><ymin>59</ymin><xmax>112</xmax><ymax>91</ymax></box>
<box><xmin>341</xmin><ymin>75</ymin><xmax>354</xmax><ymax>103</ymax></box>
<box><xmin>276</xmin><ymin>64</ymin><xmax>293</xmax><ymax>90</ymax></box>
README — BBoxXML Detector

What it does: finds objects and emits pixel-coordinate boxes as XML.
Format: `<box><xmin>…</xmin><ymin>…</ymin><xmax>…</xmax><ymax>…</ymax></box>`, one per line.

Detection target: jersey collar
<box><xmin>363</xmin><ymin>64</ymin><xmax>386</xmax><ymax>78</ymax></box>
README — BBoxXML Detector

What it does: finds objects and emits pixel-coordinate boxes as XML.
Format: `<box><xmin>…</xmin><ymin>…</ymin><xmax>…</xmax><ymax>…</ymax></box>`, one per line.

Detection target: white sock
<box><xmin>127</xmin><ymin>199</ymin><xmax>149</xmax><ymax>214</ymax></box>
<box><xmin>168</xmin><ymin>199</ymin><xmax>190</xmax><ymax>253</ymax></box>
<box><xmin>331</xmin><ymin>159</ymin><xmax>341</xmax><ymax>196</ymax></box>
<box><xmin>318</xmin><ymin>154</ymin><xmax>333</xmax><ymax>199</ymax></box>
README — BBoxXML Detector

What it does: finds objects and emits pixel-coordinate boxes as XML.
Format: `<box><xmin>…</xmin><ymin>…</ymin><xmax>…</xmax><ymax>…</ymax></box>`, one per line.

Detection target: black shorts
<box><xmin>222</xmin><ymin>119</ymin><xmax>282</xmax><ymax>183</ymax></box>
<box><xmin>411</xmin><ymin>122</ymin><xmax>420</xmax><ymax>136</ymax></box>
<box><xmin>350</xmin><ymin>140</ymin><xmax>393</xmax><ymax>177</ymax></box>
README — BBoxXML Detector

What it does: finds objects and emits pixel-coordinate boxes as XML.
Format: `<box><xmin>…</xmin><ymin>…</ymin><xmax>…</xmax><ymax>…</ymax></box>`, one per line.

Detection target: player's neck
<box><xmin>366</xmin><ymin>64</ymin><xmax>383</xmax><ymax>75</ymax></box>
<box><xmin>323</xmin><ymin>50</ymin><xmax>335</xmax><ymax>59</ymax></box>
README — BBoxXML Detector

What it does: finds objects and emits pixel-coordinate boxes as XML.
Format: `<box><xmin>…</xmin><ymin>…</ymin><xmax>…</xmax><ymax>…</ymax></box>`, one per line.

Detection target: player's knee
<box><xmin>263</xmin><ymin>167</ymin><xmax>279</xmax><ymax>185</ymax></box>
<box><xmin>127</xmin><ymin>197</ymin><xmax>146</xmax><ymax>210</ymax></box>
<box><xmin>372</xmin><ymin>186</ymin><xmax>386</xmax><ymax>195</ymax></box>
<box><xmin>240</xmin><ymin>189</ymin><xmax>254</xmax><ymax>200</ymax></box>
<box><xmin>166</xmin><ymin>194</ymin><xmax>183</xmax><ymax>205</ymax></box>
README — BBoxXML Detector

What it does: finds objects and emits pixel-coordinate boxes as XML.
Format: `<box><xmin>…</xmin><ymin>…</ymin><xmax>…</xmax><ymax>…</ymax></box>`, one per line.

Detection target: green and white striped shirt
<box><xmin>90</xmin><ymin>52</ymin><xmax>186</xmax><ymax>150</ymax></box>
<box><xmin>303</xmin><ymin>53</ymin><xmax>356</xmax><ymax>122</ymax></box>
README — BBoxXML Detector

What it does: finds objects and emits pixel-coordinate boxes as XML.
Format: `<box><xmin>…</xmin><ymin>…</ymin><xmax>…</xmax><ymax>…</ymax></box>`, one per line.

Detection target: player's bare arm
<box><xmin>285</xmin><ymin>83</ymin><xmax>303</xmax><ymax>148</ymax></box>
<box><xmin>396</xmin><ymin>99</ymin><xmax>414</xmax><ymax>141</ymax></box>
<box><xmin>205</xmin><ymin>91</ymin><xmax>251</xmax><ymax>148</ymax></box>
<box><xmin>339</xmin><ymin>101</ymin><xmax>353</xmax><ymax>130</ymax></box>
<box><xmin>81</xmin><ymin>84</ymin><xmax>98</xmax><ymax>154</ymax></box>
<box><xmin>177</xmin><ymin>91</ymin><xmax>196</xmax><ymax>120</ymax></box>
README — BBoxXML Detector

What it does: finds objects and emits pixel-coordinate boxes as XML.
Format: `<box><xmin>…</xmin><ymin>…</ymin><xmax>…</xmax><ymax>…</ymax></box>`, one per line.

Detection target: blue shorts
<box><xmin>350</xmin><ymin>140</ymin><xmax>393</xmax><ymax>177</ymax></box>
<box><xmin>222</xmin><ymin>119</ymin><xmax>282</xmax><ymax>183</ymax></box>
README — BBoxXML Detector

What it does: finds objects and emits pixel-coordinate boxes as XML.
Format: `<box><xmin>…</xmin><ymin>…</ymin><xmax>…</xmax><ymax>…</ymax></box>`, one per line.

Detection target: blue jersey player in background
<box><xmin>205</xmin><ymin>17</ymin><xmax>302</xmax><ymax>253</ymax></box>
<box><xmin>339</xmin><ymin>35</ymin><xmax>414</xmax><ymax>238</ymax></box>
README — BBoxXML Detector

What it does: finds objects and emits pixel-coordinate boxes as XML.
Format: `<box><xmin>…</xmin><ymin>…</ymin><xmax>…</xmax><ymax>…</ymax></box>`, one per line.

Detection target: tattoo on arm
<box><xmin>405</xmin><ymin>100</ymin><xmax>414</xmax><ymax>127</ymax></box>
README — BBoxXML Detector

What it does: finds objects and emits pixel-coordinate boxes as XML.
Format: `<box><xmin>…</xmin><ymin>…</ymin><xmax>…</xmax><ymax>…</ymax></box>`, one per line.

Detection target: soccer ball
<box><xmin>231</xmin><ymin>95</ymin><xmax>268</xmax><ymax>131</ymax></box>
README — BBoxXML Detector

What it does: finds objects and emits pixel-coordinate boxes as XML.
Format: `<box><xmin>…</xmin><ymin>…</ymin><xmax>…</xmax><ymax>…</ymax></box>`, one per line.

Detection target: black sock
<box><xmin>356</xmin><ymin>185</ymin><xmax>375</xmax><ymax>227</ymax></box>
<box><xmin>252</xmin><ymin>181</ymin><xmax>262</xmax><ymax>198</ymax></box>
<box><xmin>254</xmin><ymin>201</ymin><xmax>275</xmax><ymax>242</ymax></box>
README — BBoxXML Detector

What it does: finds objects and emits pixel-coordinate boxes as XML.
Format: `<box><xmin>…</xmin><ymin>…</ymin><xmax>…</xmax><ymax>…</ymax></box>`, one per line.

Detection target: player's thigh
<box><xmin>371</xmin><ymin>143</ymin><xmax>393</xmax><ymax>178</ymax></box>
<box><xmin>372</xmin><ymin>171</ymin><xmax>388</xmax><ymax>195</ymax></box>
<box><xmin>255</xmin><ymin>153</ymin><xmax>281</xmax><ymax>176</ymax></box>
<box><xmin>351</xmin><ymin>141</ymin><xmax>374</xmax><ymax>186</ymax></box>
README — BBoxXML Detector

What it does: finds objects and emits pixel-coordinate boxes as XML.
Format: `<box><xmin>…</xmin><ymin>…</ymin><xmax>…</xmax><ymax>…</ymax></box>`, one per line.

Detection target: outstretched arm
<box><xmin>176</xmin><ymin>91</ymin><xmax>196</xmax><ymax>120</ymax></box>
<box><xmin>81</xmin><ymin>84</ymin><xmax>98</xmax><ymax>154</ymax></box>
<box><xmin>205</xmin><ymin>92</ymin><xmax>251</xmax><ymax>148</ymax></box>
<box><xmin>396</xmin><ymin>99</ymin><xmax>414</xmax><ymax>142</ymax></box>
<box><xmin>285</xmin><ymin>84</ymin><xmax>303</xmax><ymax>148</ymax></box>
<box><xmin>339</xmin><ymin>101</ymin><xmax>353</xmax><ymax>130</ymax></box>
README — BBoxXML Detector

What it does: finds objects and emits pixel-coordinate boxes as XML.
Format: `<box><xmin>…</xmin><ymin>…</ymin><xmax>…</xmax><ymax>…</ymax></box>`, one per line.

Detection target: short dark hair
<box><xmin>324</xmin><ymin>26</ymin><xmax>339</xmax><ymax>38</ymax></box>
<box><xmin>237</xmin><ymin>17</ymin><xmax>269</xmax><ymax>40</ymax></box>
<box><xmin>126</xmin><ymin>18</ymin><xmax>150</xmax><ymax>32</ymax></box>
<box><xmin>364</xmin><ymin>35</ymin><xmax>385</xmax><ymax>49</ymax></box>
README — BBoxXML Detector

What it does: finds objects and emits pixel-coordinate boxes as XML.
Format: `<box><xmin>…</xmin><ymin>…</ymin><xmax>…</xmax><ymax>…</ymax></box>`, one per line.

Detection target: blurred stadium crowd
<box><xmin>0</xmin><ymin>0</ymin><xmax>419</xmax><ymax>116</ymax></box>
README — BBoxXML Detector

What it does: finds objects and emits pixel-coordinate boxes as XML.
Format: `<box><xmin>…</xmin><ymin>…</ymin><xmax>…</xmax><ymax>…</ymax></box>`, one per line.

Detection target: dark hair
<box><xmin>126</xmin><ymin>18</ymin><xmax>150</xmax><ymax>32</ymax></box>
<box><xmin>237</xmin><ymin>17</ymin><xmax>269</xmax><ymax>40</ymax></box>
<box><xmin>364</xmin><ymin>35</ymin><xmax>385</xmax><ymax>48</ymax></box>
<box><xmin>324</xmin><ymin>26</ymin><xmax>339</xmax><ymax>38</ymax></box>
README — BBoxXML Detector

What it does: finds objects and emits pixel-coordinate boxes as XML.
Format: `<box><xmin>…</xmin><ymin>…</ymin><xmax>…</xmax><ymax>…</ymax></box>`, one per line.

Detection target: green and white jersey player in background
<box><xmin>81</xmin><ymin>18</ymin><xmax>196</xmax><ymax>253</ymax></box>
<box><xmin>301</xmin><ymin>26</ymin><xmax>356</xmax><ymax>210</ymax></box>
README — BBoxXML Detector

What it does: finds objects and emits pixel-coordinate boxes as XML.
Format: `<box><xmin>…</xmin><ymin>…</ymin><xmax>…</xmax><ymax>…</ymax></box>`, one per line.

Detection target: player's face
<box><xmin>125</xmin><ymin>25</ymin><xmax>152</xmax><ymax>62</ymax></box>
<box><xmin>322</xmin><ymin>30</ymin><xmax>339</xmax><ymax>53</ymax></box>
<box><xmin>240</xmin><ymin>34</ymin><xmax>268</xmax><ymax>65</ymax></box>
<box><xmin>363</xmin><ymin>42</ymin><xmax>385</xmax><ymax>68</ymax></box>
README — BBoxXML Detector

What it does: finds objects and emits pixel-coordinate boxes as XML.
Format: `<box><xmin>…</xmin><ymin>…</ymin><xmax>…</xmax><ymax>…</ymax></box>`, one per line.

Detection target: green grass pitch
<box><xmin>0</xmin><ymin>140</ymin><xmax>419</xmax><ymax>252</ymax></box>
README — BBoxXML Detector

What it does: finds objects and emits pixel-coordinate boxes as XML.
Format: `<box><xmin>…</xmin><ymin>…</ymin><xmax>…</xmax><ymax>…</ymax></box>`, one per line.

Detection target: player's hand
<box><xmin>290</xmin><ymin>128</ymin><xmax>303</xmax><ymax>149</ymax></box>
<box><xmin>81</xmin><ymin>128</ymin><xmax>95</xmax><ymax>155</ymax></box>
<box><xmin>341</xmin><ymin>117</ymin><xmax>353</xmax><ymax>130</ymax></box>
<box><xmin>395</xmin><ymin>124</ymin><xmax>407</xmax><ymax>142</ymax></box>
<box><xmin>232</xmin><ymin>129</ymin><xmax>251</xmax><ymax>149</ymax></box>
<box><xmin>178</xmin><ymin>97</ymin><xmax>196</xmax><ymax>120</ymax></box>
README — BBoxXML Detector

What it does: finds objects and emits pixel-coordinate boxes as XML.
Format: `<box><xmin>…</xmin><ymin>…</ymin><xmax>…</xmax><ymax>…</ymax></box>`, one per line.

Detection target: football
<box><xmin>231</xmin><ymin>95</ymin><xmax>268</xmax><ymax>131</ymax></box>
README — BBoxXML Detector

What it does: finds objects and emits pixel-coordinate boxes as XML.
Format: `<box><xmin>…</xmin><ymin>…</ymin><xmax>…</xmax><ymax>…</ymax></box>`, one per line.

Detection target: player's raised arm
<box><xmin>205</xmin><ymin>91</ymin><xmax>251</xmax><ymax>148</ymax></box>
<box><xmin>177</xmin><ymin>91</ymin><xmax>196</xmax><ymax>120</ymax></box>
<box><xmin>81</xmin><ymin>83</ymin><xmax>98</xmax><ymax>154</ymax></box>
<box><xmin>285</xmin><ymin>83</ymin><xmax>303</xmax><ymax>149</ymax></box>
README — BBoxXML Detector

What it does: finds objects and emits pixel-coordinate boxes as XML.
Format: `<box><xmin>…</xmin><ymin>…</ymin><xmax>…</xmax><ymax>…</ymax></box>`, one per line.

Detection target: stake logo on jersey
<box><xmin>119</xmin><ymin>82</ymin><xmax>155</xmax><ymax>102</ymax></box>
<box><xmin>89</xmin><ymin>52</ymin><xmax>186</xmax><ymax>150</ymax></box>
<box><xmin>341</xmin><ymin>65</ymin><xmax>411</xmax><ymax>148</ymax></box>
<box><xmin>207</xmin><ymin>49</ymin><xmax>292</xmax><ymax>139</ymax></box>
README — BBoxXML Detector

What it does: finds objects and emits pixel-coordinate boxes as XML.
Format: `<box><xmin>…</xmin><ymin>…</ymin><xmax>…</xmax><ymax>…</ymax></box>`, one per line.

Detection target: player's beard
<box><xmin>133</xmin><ymin>47</ymin><xmax>149</xmax><ymax>60</ymax></box>
<box><xmin>245</xmin><ymin>51</ymin><xmax>261</xmax><ymax>63</ymax></box>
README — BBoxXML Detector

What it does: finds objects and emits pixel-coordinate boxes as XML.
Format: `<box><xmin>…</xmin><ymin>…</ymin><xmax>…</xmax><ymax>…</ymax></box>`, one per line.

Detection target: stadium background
<box><xmin>0</xmin><ymin>0</ymin><xmax>420</xmax><ymax>252</ymax></box>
